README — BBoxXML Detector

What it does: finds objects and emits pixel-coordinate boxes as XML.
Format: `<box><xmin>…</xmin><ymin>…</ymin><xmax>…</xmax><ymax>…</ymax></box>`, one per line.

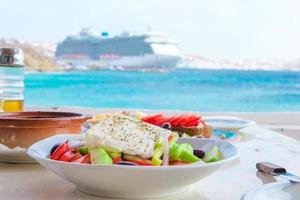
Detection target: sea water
<box><xmin>24</xmin><ymin>69</ymin><xmax>300</xmax><ymax>112</ymax></box>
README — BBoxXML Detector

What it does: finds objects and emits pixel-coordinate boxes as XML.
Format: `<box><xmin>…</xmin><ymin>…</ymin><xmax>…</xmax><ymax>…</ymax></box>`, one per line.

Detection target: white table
<box><xmin>1</xmin><ymin>126</ymin><xmax>300</xmax><ymax>200</ymax></box>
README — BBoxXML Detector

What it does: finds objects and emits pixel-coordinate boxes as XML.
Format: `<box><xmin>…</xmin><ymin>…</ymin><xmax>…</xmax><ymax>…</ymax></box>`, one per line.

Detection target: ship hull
<box><xmin>102</xmin><ymin>54</ymin><xmax>179</xmax><ymax>68</ymax></box>
<box><xmin>57</xmin><ymin>54</ymin><xmax>180</xmax><ymax>71</ymax></box>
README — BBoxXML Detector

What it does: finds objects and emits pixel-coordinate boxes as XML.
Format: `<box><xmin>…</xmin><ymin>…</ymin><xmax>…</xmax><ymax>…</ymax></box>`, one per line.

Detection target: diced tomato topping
<box><xmin>72</xmin><ymin>154</ymin><xmax>90</xmax><ymax>164</ymax></box>
<box><xmin>169</xmin><ymin>161</ymin><xmax>189</xmax><ymax>165</ymax></box>
<box><xmin>112</xmin><ymin>157</ymin><xmax>123</xmax><ymax>164</ymax></box>
<box><xmin>50</xmin><ymin>142</ymin><xmax>69</xmax><ymax>160</ymax></box>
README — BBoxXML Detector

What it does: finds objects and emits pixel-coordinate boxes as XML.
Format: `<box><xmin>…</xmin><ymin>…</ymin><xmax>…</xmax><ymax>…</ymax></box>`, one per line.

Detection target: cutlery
<box><xmin>256</xmin><ymin>162</ymin><xmax>300</xmax><ymax>183</ymax></box>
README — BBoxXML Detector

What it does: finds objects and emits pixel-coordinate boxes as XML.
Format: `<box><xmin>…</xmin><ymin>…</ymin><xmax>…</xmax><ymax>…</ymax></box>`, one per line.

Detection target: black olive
<box><xmin>161</xmin><ymin>122</ymin><xmax>172</xmax><ymax>130</ymax></box>
<box><xmin>193</xmin><ymin>149</ymin><xmax>205</xmax><ymax>159</ymax></box>
<box><xmin>50</xmin><ymin>143</ymin><xmax>61</xmax><ymax>156</ymax></box>
<box><xmin>116</xmin><ymin>161</ymin><xmax>138</xmax><ymax>166</ymax></box>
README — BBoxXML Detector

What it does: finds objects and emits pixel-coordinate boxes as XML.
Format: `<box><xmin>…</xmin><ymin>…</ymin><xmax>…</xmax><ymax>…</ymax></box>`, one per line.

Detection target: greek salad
<box><xmin>49</xmin><ymin>113</ymin><xmax>223</xmax><ymax>166</ymax></box>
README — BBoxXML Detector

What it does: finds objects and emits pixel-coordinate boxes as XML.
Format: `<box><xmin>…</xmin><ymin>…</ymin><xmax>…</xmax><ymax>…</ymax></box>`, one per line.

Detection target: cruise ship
<box><xmin>55</xmin><ymin>28</ymin><xmax>181</xmax><ymax>70</ymax></box>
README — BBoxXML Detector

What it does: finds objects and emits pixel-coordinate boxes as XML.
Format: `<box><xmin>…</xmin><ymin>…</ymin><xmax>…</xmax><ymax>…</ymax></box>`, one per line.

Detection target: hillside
<box><xmin>1</xmin><ymin>38</ymin><xmax>299</xmax><ymax>71</ymax></box>
<box><xmin>0</xmin><ymin>38</ymin><xmax>60</xmax><ymax>71</ymax></box>
<box><xmin>179</xmin><ymin>55</ymin><xmax>300</xmax><ymax>71</ymax></box>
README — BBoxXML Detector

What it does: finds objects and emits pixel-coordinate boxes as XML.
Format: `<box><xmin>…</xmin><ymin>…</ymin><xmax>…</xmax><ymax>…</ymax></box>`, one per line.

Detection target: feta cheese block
<box><xmin>84</xmin><ymin>114</ymin><xmax>171</xmax><ymax>158</ymax></box>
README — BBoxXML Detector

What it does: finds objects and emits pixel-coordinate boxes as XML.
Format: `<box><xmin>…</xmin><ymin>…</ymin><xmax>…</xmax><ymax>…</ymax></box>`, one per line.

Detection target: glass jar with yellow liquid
<box><xmin>0</xmin><ymin>88</ymin><xmax>3</xmax><ymax>112</ymax></box>
<box><xmin>0</xmin><ymin>48</ymin><xmax>24</xmax><ymax>112</ymax></box>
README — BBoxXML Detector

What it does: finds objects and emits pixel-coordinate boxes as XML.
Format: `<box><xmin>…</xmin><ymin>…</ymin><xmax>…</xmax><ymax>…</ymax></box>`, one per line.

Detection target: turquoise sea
<box><xmin>25</xmin><ymin>69</ymin><xmax>300</xmax><ymax>112</ymax></box>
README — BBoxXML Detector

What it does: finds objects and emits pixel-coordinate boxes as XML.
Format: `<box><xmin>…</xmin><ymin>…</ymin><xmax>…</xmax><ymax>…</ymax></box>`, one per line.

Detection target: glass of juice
<box><xmin>0</xmin><ymin>48</ymin><xmax>24</xmax><ymax>112</ymax></box>
<box><xmin>0</xmin><ymin>88</ymin><xmax>3</xmax><ymax>112</ymax></box>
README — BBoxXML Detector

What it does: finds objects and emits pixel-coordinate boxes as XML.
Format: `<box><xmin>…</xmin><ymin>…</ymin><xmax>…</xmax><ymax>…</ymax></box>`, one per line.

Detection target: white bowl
<box><xmin>27</xmin><ymin>134</ymin><xmax>239</xmax><ymax>199</ymax></box>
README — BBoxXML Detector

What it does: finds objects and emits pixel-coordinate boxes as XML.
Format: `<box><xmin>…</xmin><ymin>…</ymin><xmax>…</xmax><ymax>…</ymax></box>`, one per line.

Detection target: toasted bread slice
<box><xmin>171</xmin><ymin>125</ymin><xmax>212</xmax><ymax>138</ymax></box>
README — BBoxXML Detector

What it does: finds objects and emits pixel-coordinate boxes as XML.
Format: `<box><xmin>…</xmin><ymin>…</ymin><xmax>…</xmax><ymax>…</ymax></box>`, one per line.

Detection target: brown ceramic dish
<box><xmin>0</xmin><ymin>111</ymin><xmax>91</xmax><ymax>149</ymax></box>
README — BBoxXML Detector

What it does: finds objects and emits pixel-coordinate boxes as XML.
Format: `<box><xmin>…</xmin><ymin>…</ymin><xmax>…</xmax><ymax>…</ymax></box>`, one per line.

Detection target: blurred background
<box><xmin>1</xmin><ymin>0</ymin><xmax>300</xmax><ymax>111</ymax></box>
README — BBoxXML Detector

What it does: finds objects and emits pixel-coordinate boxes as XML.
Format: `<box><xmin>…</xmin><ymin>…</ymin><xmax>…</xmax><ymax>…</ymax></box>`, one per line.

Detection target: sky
<box><xmin>1</xmin><ymin>0</ymin><xmax>300</xmax><ymax>59</ymax></box>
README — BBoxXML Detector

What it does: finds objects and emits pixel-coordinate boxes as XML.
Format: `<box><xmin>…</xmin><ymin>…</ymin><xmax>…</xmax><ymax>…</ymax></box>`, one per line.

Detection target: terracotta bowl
<box><xmin>0</xmin><ymin>111</ymin><xmax>91</xmax><ymax>149</ymax></box>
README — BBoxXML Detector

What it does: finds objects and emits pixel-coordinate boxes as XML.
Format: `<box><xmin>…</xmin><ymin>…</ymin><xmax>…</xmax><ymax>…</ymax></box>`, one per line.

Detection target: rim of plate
<box><xmin>204</xmin><ymin>116</ymin><xmax>256</xmax><ymax>128</ymax></box>
<box><xmin>242</xmin><ymin>181</ymin><xmax>292</xmax><ymax>200</ymax></box>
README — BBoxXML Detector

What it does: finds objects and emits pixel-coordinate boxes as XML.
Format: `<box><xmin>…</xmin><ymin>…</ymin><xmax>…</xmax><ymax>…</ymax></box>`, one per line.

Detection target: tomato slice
<box><xmin>50</xmin><ymin>142</ymin><xmax>69</xmax><ymax>160</ymax></box>
<box><xmin>171</xmin><ymin>115</ymin><xmax>185</xmax><ymax>126</ymax></box>
<box><xmin>166</xmin><ymin>115</ymin><xmax>177</xmax><ymax>123</ymax></box>
<box><xmin>123</xmin><ymin>155</ymin><xmax>153</xmax><ymax>166</ymax></box>
<box><xmin>112</xmin><ymin>157</ymin><xmax>123</xmax><ymax>164</ymax></box>
<box><xmin>184</xmin><ymin>116</ymin><xmax>201</xmax><ymax>127</ymax></box>
<box><xmin>176</xmin><ymin>114</ymin><xmax>191</xmax><ymax>126</ymax></box>
<box><xmin>169</xmin><ymin>161</ymin><xmax>189</xmax><ymax>165</ymax></box>
<box><xmin>129</xmin><ymin>160</ymin><xmax>153</xmax><ymax>166</ymax></box>
<box><xmin>69</xmin><ymin>153</ymin><xmax>82</xmax><ymax>161</ymax></box>
<box><xmin>155</xmin><ymin>117</ymin><xmax>168</xmax><ymax>126</ymax></box>
<box><xmin>143</xmin><ymin>113</ymin><xmax>205</xmax><ymax>128</ymax></box>
<box><xmin>153</xmin><ymin>115</ymin><xmax>166</xmax><ymax>126</ymax></box>
<box><xmin>59</xmin><ymin>150</ymin><xmax>75</xmax><ymax>162</ymax></box>
<box><xmin>142</xmin><ymin>114</ymin><xmax>163</xmax><ymax>125</ymax></box>
<box><xmin>72</xmin><ymin>154</ymin><xmax>90</xmax><ymax>164</ymax></box>
<box><xmin>143</xmin><ymin>114</ymin><xmax>168</xmax><ymax>126</ymax></box>
<box><xmin>168</xmin><ymin>115</ymin><xmax>180</xmax><ymax>125</ymax></box>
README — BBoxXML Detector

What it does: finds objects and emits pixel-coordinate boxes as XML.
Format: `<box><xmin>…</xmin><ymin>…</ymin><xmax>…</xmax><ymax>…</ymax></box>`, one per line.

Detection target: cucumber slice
<box><xmin>179</xmin><ymin>143</ymin><xmax>193</xmax><ymax>154</ymax></box>
<box><xmin>152</xmin><ymin>156</ymin><xmax>163</xmax><ymax>166</ymax></box>
<box><xmin>76</xmin><ymin>146</ymin><xmax>89</xmax><ymax>155</ymax></box>
<box><xmin>169</xmin><ymin>143</ymin><xmax>182</xmax><ymax>161</ymax></box>
<box><xmin>152</xmin><ymin>144</ymin><xmax>163</xmax><ymax>166</ymax></box>
<box><xmin>90</xmin><ymin>147</ymin><xmax>113</xmax><ymax>164</ymax></box>
<box><xmin>180</xmin><ymin>149</ymin><xmax>201</xmax><ymax>163</ymax></box>
<box><xmin>203</xmin><ymin>146</ymin><xmax>223</xmax><ymax>163</ymax></box>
